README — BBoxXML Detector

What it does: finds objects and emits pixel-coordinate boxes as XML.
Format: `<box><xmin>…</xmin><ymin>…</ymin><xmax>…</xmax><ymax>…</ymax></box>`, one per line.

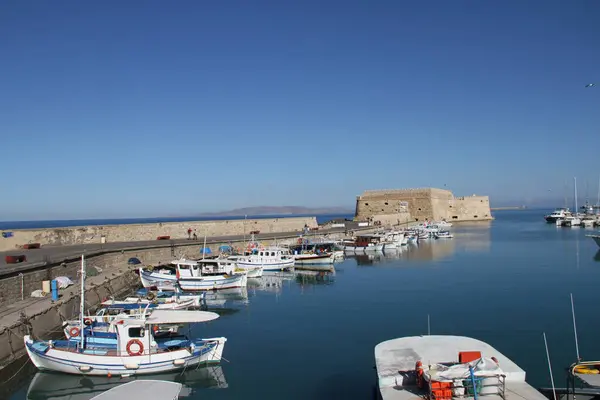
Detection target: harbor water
<box><xmin>8</xmin><ymin>210</ymin><xmax>600</xmax><ymax>399</ymax></box>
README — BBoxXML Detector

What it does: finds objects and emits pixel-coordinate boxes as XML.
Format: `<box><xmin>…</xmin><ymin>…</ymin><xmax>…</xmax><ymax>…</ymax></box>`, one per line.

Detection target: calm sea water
<box><xmin>9</xmin><ymin>210</ymin><xmax>600</xmax><ymax>399</ymax></box>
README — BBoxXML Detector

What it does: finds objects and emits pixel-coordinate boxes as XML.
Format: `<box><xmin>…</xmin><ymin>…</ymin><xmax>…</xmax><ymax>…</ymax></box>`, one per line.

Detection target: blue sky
<box><xmin>1</xmin><ymin>0</ymin><xmax>599</xmax><ymax>220</ymax></box>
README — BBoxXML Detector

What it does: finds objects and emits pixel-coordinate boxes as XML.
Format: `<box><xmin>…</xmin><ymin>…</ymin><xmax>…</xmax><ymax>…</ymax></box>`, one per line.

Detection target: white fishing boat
<box><xmin>233</xmin><ymin>246</ymin><xmax>295</xmax><ymax>271</ymax></box>
<box><xmin>436</xmin><ymin>220</ymin><xmax>453</xmax><ymax>229</ymax></box>
<box><xmin>25</xmin><ymin>256</ymin><xmax>227</xmax><ymax>376</ymax></box>
<box><xmin>90</xmin><ymin>380</ymin><xmax>183</xmax><ymax>400</ymax></box>
<box><xmin>62</xmin><ymin>303</ymin><xmax>181</xmax><ymax>340</ymax></box>
<box><xmin>101</xmin><ymin>295</ymin><xmax>202</xmax><ymax>308</ymax></box>
<box><xmin>435</xmin><ymin>231</ymin><xmax>454</xmax><ymax>239</ymax></box>
<box><xmin>139</xmin><ymin>259</ymin><xmax>247</xmax><ymax>291</ymax></box>
<box><xmin>375</xmin><ymin>335</ymin><xmax>546</xmax><ymax>400</ymax></box>
<box><xmin>26</xmin><ymin>310</ymin><xmax>227</xmax><ymax>376</ymax></box>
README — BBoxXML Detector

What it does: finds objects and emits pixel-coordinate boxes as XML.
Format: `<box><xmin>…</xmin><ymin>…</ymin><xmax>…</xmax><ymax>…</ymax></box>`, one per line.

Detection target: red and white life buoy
<box><xmin>69</xmin><ymin>327</ymin><xmax>80</xmax><ymax>337</ymax></box>
<box><xmin>126</xmin><ymin>339</ymin><xmax>144</xmax><ymax>356</ymax></box>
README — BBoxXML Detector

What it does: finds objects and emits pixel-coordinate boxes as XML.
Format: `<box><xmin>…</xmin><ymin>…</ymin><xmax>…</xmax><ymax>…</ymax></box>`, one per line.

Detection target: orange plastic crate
<box><xmin>459</xmin><ymin>351</ymin><xmax>482</xmax><ymax>363</ymax></box>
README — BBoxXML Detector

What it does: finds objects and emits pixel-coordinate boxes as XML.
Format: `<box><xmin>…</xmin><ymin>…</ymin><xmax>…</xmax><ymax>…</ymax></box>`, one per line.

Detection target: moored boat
<box><xmin>545</xmin><ymin>207</ymin><xmax>572</xmax><ymax>223</ymax></box>
<box><xmin>25</xmin><ymin>310</ymin><xmax>227</xmax><ymax>376</ymax></box>
<box><xmin>233</xmin><ymin>246</ymin><xmax>295</xmax><ymax>271</ymax></box>
<box><xmin>375</xmin><ymin>335</ymin><xmax>546</xmax><ymax>400</ymax></box>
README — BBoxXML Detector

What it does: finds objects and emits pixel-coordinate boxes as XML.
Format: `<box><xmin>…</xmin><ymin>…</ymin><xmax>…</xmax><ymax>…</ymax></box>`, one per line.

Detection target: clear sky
<box><xmin>1</xmin><ymin>0</ymin><xmax>599</xmax><ymax>220</ymax></box>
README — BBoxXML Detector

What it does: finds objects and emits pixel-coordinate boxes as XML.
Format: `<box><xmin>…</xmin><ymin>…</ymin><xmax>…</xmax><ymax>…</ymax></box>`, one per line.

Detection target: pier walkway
<box><xmin>0</xmin><ymin>224</ymin><xmax>364</xmax><ymax>276</ymax></box>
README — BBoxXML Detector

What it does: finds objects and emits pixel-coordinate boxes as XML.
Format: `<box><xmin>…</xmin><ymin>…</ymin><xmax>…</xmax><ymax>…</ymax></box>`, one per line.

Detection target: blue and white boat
<box><xmin>25</xmin><ymin>256</ymin><xmax>227</xmax><ymax>376</ymax></box>
<box><xmin>139</xmin><ymin>259</ymin><xmax>247</xmax><ymax>291</ymax></box>
<box><xmin>26</xmin><ymin>310</ymin><xmax>227</xmax><ymax>376</ymax></box>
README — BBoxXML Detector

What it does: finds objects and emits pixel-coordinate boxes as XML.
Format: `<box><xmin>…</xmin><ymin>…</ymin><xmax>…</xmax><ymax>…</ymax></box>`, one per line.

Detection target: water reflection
<box><xmin>202</xmin><ymin>287</ymin><xmax>249</xmax><ymax>315</ymax></box>
<box><xmin>594</xmin><ymin>250</ymin><xmax>600</xmax><ymax>262</ymax></box>
<box><xmin>26</xmin><ymin>365</ymin><xmax>227</xmax><ymax>399</ymax></box>
<box><xmin>247</xmin><ymin>272</ymin><xmax>295</xmax><ymax>296</ymax></box>
<box><xmin>295</xmin><ymin>269</ymin><xmax>335</xmax><ymax>285</ymax></box>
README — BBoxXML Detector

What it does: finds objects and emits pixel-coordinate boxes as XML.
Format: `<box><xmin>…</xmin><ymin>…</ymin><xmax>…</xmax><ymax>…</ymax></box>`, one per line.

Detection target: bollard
<box><xmin>51</xmin><ymin>279</ymin><xmax>59</xmax><ymax>301</ymax></box>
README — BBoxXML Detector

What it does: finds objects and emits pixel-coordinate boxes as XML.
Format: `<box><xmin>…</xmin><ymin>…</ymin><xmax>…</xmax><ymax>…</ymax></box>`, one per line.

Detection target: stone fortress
<box><xmin>354</xmin><ymin>187</ymin><xmax>492</xmax><ymax>225</ymax></box>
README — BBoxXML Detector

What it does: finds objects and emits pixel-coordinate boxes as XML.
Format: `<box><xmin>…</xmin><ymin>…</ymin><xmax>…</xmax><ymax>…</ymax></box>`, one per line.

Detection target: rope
<box><xmin>3</xmin><ymin>356</ymin><xmax>30</xmax><ymax>383</ymax></box>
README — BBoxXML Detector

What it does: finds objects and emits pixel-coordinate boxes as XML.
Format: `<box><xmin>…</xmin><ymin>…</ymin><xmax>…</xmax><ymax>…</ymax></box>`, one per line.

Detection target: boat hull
<box><xmin>235</xmin><ymin>259</ymin><xmax>294</xmax><ymax>272</ymax></box>
<box><xmin>179</xmin><ymin>274</ymin><xmax>247</xmax><ymax>291</ymax></box>
<box><xmin>139</xmin><ymin>269</ymin><xmax>177</xmax><ymax>290</ymax></box>
<box><xmin>24</xmin><ymin>336</ymin><xmax>226</xmax><ymax>376</ymax></box>
<box><xmin>293</xmin><ymin>254</ymin><xmax>334</xmax><ymax>265</ymax></box>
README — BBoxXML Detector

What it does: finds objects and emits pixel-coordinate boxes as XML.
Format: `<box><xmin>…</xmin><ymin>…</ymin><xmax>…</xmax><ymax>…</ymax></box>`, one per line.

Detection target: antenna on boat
<box><xmin>570</xmin><ymin>293</ymin><xmax>581</xmax><ymax>361</ymax></box>
<box><xmin>79</xmin><ymin>254</ymin><xmax>86</xmax><ymax>350</ymax></box>
<box><xmin>427</xmin><ymin>314</ymin><xmax>431</xmax><ymax>335</ymax></box>
<box><xmin>543</xmin><ymin>332</ymin><xmax>558</xmax><ymax>400</ymax></box>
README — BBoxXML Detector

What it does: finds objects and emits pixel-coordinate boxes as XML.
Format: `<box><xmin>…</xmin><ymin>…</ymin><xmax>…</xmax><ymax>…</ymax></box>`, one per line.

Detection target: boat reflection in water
<box><xmin>295</xmin><ymin>269</ymin><xmax>335</xmax><ymax>285</ymax></box>
<box><xmin>26</xmin><ymin>365</ymin><xmax>228</xmax><ymax>400</ymax></box>
<box><xmin>202</xmin><ymin>286</ymin><xmax>249</xmax><ymax>313</ymax></box>
<box><xmin>247</xmin><ymin>271</ymin><xmax>295</xmax><ymax>295</ymax></box>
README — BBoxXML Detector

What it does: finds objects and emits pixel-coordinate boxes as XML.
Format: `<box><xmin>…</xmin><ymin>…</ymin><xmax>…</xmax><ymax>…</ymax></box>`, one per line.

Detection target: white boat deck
<box><xmin>375</xmin><ymin>335</ymin><xmax>547</xmax><ymax>400</ymax></box>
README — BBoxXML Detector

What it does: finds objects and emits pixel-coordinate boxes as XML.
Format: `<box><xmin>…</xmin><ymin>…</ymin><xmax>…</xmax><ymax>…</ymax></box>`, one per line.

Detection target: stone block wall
<box><xmin>445</xmin><ymin>196</ymin><xmax>492</xmax><ymax>221</ymax></box>
<box><xmin>355</xmin><ymin>187</ymin><xmax>492</xmax><ymax>222</ymax></box>
<box><xmin>0</xmin><ymin>216</ymin><xmax>317</xmax><ymax>252</ymax></box>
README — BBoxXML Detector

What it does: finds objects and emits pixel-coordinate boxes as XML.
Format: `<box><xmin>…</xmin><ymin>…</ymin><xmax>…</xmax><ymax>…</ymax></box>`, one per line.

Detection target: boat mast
<box><xmin>597</xmin><ymin>175</ymin><xmax>600</xmax><ymax>208</ymax></box>
<box><xmin>202</xmin><ymin>234</ymin><xmax>207</xmax><ymax>260</ymax></box>
<box><xmin>79</xmin><ymin>254</ymin><xmax>86</xmax><ymax>350</ymax></box>
<box><xmin>543</xmin><ymin>332</ymin><xmax>557</xmax><ymax>400</ymax></box>
<box><xmin>574</xmin><ymin>177</ymin><xmax>578</xmax><ymax>216</ymax></box>
<box><xmin>570</xmin><ymin>293</ymin><xmax>581</xmax><ymax>361</ymax></box>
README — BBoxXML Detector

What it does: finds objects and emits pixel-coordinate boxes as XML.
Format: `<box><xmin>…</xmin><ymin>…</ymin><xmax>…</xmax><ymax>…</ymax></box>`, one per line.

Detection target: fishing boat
<box><xmin>435</xmin><ymin>231</ymin><xmax>454</xmax><ymax>239</ymax></box>
<box><xmin>375</xmin><ymin>335</ymin><xmax>547</xmax><ymax>400</ymax></box>
<box><xmin>25</xmin><ymin>256</ymin><xmax>227</xmax><ymax>376</ymax></box>
<box><xmin>139</xmin><ymin>259</ymin><xmax>247</xmax><ymax>291</ymax></box>
<box><xmin>538</xmin><ymin>294</ymin><xmax>600</xmax><ymax>399</ymax></box>
<box><xmin>26</xmin><ymin>309</ymin><xmax>227</xmax><ymax>376</ymax></box>
<box><xmin>62</xmin><ymin>302</ymin><xmax>184</xmax><ymax>340</ymax></box>
<box><xmin>233</xmin><ymin>246</ymin><xmax>295</xmax><ymax>271</ymax></box>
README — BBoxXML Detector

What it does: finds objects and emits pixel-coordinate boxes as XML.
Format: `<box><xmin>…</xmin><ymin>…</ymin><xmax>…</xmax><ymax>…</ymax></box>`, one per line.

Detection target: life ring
<box><xmin>69</xmin><ymin>327</ymin><xmax>80</xmax><ymax>337</ymax></box>
<box><xmin>83</xmin><ymin>318</ymin><xmax>93</xmax><ymax>326</ymax></box>
<box><xmin>126</xmin><ymin>339</ymin><xmax>144</xmax><ymax>356</ymax></box>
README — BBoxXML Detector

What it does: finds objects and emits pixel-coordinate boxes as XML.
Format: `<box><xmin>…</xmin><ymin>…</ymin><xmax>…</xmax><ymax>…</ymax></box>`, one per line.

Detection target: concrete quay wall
<box><xmin>0</xmin><ymin>216</ymin><xmax>317</xmax><ymax>252</ymax></box>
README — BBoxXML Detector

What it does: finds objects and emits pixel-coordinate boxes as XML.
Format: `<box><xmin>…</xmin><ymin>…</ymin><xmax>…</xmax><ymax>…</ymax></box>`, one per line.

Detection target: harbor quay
<box><xmin>0</xmin><ymin>217</ymin><xmax>365</xmax><ymax>377</ymax></box>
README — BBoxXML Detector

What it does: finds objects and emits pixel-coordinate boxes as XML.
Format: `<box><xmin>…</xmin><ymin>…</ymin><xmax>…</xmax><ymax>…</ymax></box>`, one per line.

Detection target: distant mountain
<box><xmin>197</xmin><ymin>206</ymin><xmax>354</xmax><ymax>217</ymax></box>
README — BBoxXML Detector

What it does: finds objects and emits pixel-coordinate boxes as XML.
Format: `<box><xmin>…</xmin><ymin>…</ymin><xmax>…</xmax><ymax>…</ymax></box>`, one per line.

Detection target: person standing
<box><xmin>187</xmin><ymin>228</ymin><xmax>192</xmax><ymax>240</ymax></box>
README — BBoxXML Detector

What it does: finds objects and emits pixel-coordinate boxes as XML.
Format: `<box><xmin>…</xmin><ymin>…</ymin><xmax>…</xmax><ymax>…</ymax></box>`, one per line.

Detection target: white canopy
<box><xmin>91</xmin><ymin>380</ymin><xmax>182</xmax><ymax>400</ymax></box>
<box><xmin>144</xmin><ymin>309</ymin><xmax>220</xmax><ymax>325</ymax></box>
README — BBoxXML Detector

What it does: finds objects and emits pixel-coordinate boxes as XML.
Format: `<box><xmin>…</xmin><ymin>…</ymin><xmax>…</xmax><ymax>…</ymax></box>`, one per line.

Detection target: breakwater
<box><xmin>0</xmin><ymin>216</ymin><xmax>317</xmax><ymax>252</ymax></box>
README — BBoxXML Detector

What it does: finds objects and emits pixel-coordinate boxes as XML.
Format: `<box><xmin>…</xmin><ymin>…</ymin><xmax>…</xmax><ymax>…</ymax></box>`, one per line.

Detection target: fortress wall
<box><xmin>0</xmin><ymin>216</ymin><xmax>317</xmax><ymax>252</ymax></box>
<box><xmin>355</xmin><ymin>187</ymin><xmax>492</xmax><ymax>222</ymax></box>
<box><xmin>448</xmin><ymin>196</ymin><xmax>492</xmax><ymax>221</ymax></box>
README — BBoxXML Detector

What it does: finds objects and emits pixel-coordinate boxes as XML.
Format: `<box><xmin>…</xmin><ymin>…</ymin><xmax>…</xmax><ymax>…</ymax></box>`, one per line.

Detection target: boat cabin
<box><xmin>241</xmin><ymin>247</ymin><xmax>292</xmax><ymax>262</ymax></box>
<box><xmin>354</xmin><ymin>235</ymin><xmax>382</xmax><ymax>247</ymax></box>
<box><xmin>170</xmin><ymin>259</ymin><xmax>237</xmax><ymax>278</ymax></box>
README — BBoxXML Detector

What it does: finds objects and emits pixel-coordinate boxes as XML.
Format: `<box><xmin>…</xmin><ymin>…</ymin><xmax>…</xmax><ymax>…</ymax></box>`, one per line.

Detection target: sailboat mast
<box><xmin>79</xmin><ymin>254</ymin><xmax>86</xmax><ymax>350</ymax></box>
<box><xmin>202</xmin><ymin>234</ymin><xmax>207</xmax><ymax>260</ymax></box>
<box><xmin>574</xmin><ymin>177</ymin><xmax>578</xmax><ymax>214</ymax></box>
<box><xmin>597</xmin><ymin>175</ymin><xmax>600</xmax><ymax>207</ymax></box>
